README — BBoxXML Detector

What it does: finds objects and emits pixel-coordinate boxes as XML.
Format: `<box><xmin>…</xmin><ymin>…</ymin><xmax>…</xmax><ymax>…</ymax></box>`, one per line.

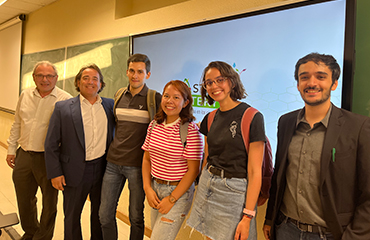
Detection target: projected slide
<box><xmin>133</xmin><ymin>0</ymin><xmax>347</xmax><ymax>156</ymax></box>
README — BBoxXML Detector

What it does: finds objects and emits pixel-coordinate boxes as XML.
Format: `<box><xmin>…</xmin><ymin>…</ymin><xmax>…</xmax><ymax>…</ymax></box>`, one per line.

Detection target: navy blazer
<box><xmin>265</xmin><ymin>104</ymin><xmax>370</xmax><ymax>240</ymax></box>
<box><xmin>44</xmin><ymin>95</ymin><xmax>115</xmax><ymax>187</ymax></box>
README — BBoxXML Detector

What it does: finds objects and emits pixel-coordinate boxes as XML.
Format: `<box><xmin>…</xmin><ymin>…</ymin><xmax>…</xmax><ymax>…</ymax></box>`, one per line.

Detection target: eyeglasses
<box><xmin>34</xmin><ymin>74</ymin><xmax>56</xmax><ymax>81</ymax></box>
<box><xmin>202</xmin><ymin>77</ymin><xmax>227</xmax><ymax>89</ymax></box>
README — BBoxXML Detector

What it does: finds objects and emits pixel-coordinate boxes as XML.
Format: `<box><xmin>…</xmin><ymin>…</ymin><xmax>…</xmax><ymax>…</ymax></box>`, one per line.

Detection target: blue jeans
<box><xmin>150</xmin><ymin>180</ymin><xmax>195</xmax><ymax>240</ymax></box>
<box><xmin>276</xmin><ymin>216</ymin><xmax>334</xmax><ymax>240</ymax></box>
<box><xmin>99</xmin><ymin>162</ymin><xmax>145</xmax><ymax>240</ymax></box>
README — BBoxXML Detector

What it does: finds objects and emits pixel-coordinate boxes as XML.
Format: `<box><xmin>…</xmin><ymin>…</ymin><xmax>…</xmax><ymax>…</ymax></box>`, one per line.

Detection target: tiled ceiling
<box><xmin>0</xmin><ymin>0</ymin><xmax>58</xmax><ymax>26</ymax></box>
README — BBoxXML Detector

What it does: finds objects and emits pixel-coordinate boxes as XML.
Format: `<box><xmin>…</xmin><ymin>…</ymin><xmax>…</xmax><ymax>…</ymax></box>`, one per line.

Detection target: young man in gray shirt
<box><xmin>99</xmin><ymin>53</ymin><xmax>161</xmax><ymax>240</ymax></box>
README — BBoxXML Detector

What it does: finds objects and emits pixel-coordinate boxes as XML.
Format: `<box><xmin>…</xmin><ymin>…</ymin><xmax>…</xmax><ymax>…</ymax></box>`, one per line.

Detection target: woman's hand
<box><xmin>145</xmin><ymin>187</ymin><xmax>160</xmax><ymax>209</ymax></box>
<box><xmin>234</xmin><ymin>217</ymin><xmax>251</xmax><ymax>240</ymax></box>
<box><xmin>142</xmin><ymin>150</ymin><xmax>161</xmax><ymax>209</ymax></box>
<box><xmin>157</xmin><ymin>196</ymin><xmax>175</xmax><ymax>214</ymax></box>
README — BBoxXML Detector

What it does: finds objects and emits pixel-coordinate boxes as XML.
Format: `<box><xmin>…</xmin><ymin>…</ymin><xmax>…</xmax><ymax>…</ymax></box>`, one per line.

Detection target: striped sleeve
<box><xmin>183</xmin><ymin>122</ymin><xmax>203</xmax><ymax>161</ymax></box>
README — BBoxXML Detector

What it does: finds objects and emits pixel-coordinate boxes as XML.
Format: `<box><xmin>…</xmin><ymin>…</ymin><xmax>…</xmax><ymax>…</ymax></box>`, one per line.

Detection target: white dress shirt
<box><xmin>80</xmin><ymin>94</ymin><xmax>107</xmax><ymax>161</ymax></box>
<box><xmin>7</xmin><ymin>86</ymin><xmax>72</xmax><ymax>155</ymax></box>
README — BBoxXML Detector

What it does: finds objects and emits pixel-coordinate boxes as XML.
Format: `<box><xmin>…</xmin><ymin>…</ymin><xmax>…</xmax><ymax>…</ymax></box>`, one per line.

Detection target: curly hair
<box><xmin>200</xmin><ymin>61</ymin><xmax>247</xmax><ymax>105</ymax></box>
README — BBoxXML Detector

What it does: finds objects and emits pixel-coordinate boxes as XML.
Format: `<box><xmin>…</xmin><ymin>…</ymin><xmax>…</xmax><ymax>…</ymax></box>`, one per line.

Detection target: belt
<box><xmin>153</xmin><ymin>177</ymin><xmax>180</xmax><ymax>186</ymax></box>
<box><xmin>287</xmin><ymin>217</ymin><xmax>328</xmax><ymax>234</ymax></box>
<box><xmin>207</xmin><ymin>163</ymin><xmax>234</xmax><ymax>178</ymax></box>
<box><xmin>20</xmin><ymin>147</ymin><xmax>43</xmax><ymax>154</ymax></box>
<box><xmin>86</xmin><ymin>155</ymin><xmax>105</xmax><ymax>164</ymax></box>
<box><xmin>25</xmin><ymin>150</ymin><xmax>44</xmax><ymax>154</ymax></box>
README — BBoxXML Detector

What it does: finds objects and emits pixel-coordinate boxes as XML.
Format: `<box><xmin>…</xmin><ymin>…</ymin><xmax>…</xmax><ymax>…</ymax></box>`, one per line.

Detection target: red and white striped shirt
<box><xmin>142</xmin><ymin>118</ymin><xmax>203</xmax><ymax>181</ymax></box>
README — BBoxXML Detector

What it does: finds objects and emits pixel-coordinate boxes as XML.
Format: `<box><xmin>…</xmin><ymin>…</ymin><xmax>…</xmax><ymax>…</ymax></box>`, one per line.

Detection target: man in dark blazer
<box><xmin>263</xmin><ymin>53</ymin><xmax>370</xmax><ymax>240</ymax></box>
<box><xmin>44</xmin><ymin>64</ymin><xmax>115</xmax><ymax>240</ymax></box>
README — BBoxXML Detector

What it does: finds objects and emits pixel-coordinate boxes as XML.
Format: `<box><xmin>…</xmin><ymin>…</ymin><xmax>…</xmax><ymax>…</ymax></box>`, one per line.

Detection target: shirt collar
<box><xmin>33</xmin><ymin>86</ymin><xmax>58</xmax><ymax>98</ymax></box>
<box><xmin>163</xmin><ymin>117</ymin><xmax>181</xmax><ymax>127</ymax></box>
<box><xmin>126</xmin><ymin>84</ymin><xmax>148</xmax><ymax>96</ymax></box>
<box><xmin>79</xmin><ymin>94</ymin><xmax>102</xmax><ymax>105</ymax></box>
<box><xmin>296</xmin><ymin>103</ymin><xmax>332</xmax><ymax>128</ymax></box>
<box><xmin>49</xmin><ymin>86</ymin><xmax>59</xmax><ymax>97</ymax></box>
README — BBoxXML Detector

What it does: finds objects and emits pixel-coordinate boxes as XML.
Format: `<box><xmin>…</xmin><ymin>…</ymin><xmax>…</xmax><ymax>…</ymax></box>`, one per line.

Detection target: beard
<box><xmin>301</xmin><ymin>86</ymin><xmax>331</xmax><ymax>106</ymax></box>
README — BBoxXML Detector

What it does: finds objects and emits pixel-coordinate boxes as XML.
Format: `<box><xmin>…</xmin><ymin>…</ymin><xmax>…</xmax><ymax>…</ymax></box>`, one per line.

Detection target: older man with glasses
<box><xmin>6</xmin><ymin>61</ymin><xmax>72</xmax><ymax>240</ymax></box>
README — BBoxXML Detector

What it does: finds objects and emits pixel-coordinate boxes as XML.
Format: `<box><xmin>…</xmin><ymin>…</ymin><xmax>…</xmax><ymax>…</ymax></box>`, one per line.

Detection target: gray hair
<box><xmin>32</xmin><ymin>61</ymin><xmax>58</xmax><ymax>75</ymax></box>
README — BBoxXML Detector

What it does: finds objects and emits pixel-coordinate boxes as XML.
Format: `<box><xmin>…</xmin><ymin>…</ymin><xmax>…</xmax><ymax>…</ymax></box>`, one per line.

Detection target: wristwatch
<box><xmin>169</xmin><ymin>193</ymin><xmax>177</xmax><ymax>203</ymax></box>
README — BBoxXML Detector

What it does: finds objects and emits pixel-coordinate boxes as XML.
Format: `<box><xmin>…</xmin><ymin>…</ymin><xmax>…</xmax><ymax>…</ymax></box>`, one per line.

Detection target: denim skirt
<box><xmin>187</xmin><ymin>167</ymin><xmax>257</xmax><ymax>240</ymax></box>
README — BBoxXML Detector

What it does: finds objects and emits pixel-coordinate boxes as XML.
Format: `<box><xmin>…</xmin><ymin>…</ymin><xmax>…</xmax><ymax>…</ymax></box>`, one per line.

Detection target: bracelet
<box><xmin>169</xmin><ymin>193</ymin><xmax>177</xmax><ymax>203</ymax></box>
<box><xmin>243</xmin><ymin>208</ymin><xmax>256</xmax><ymax>217</ymax></box>
<box><xmin>243</xmin><ymin>214</ymin><xmax>253</xmax><ymax>219</ymax></box>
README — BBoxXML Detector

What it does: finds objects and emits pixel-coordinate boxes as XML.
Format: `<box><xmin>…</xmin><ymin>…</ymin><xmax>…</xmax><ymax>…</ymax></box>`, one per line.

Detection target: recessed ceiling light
<box><xmin>0</xmin><ymin>0</ymin><xmax>7</xmax><ymax>6</ymax></box>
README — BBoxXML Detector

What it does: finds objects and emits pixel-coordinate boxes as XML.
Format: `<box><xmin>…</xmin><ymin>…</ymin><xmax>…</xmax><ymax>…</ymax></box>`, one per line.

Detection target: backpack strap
<box><xmin>113</xmin><ymin>87</ymin><xmax>127</xmax><ymax>121</ymax></box>
<box><xmin>148</xmin><ymin>121</ymin><xmax>157</xmax><ymax>138</ymax></box>
<box><xmin>179</xmin><ymin>122</ymin><xmax>189</xmax><ymax>148</ymax></box>
<box><xmin>149</xmin><ymin>121</ymin><xmax>189</xmax><ymax>148</ymax></box>
<box><xmin>114</xmin><ymin>87</ymin><xmax>127</xmax><ymax>108</ymax></box>
<box><xmin>207</xmin><ymin>109</ymin><xmax>218</xmax><ymax>132</ymax></box>
<box><xmin>240</xmin><ymin>106</ymin><xmax>274</xmax><ymax>206</ymax></box>
<box><xmin>147</xmin><ymin>89</ymin><xmax>157</xmax><ymax>121</ymax></box>
<box><xmin>114</xmin><ymin>87</ymin><xmax>127</xmax><ymax>98</ymax></box>
<box><xmin>240</xmin><ymin>107</ymin><xmax>259</xmax><ymax>152</ymax></box>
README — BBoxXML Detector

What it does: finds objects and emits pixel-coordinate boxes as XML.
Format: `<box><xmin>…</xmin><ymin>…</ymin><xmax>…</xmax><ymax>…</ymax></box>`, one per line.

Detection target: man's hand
<box><xmin>51</xmin><ymin>175</ymin><xmax>66</xmax><ymax>191</ymax></box>
<box><xmin>6</xmin><ymin>155</ymin><xmax>15</xmax><ymax>168</ymax></box>
<box><xmin>263</xmin><ymin>224</ymin><xmax>271</xmax><ymax>240</ymax></box>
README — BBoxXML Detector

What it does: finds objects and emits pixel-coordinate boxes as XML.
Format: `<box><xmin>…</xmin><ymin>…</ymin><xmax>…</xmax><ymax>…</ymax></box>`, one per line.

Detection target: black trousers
<box><xmin>63</xmin><ymin>157</ymin><xmax>106</xmax><ymax>240</ymax></box>
<box><xmin>12</xmin><ymin>148</ymin><xmax>58</xmax><ymax>240</ymax></box>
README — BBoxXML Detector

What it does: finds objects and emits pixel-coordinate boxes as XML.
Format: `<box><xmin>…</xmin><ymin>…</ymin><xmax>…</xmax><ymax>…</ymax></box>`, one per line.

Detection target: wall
<box><xmin>0</xmin><ymin>111</ymin><xmax>14</xmax><ymax>149</ymax></box>
<box><xmin>23</xmin><ymin>0</ymin><xmax>289</xmax><ymax>54</ymax></box>
<box><xmin>352</xmin><ymin>0</ymin><xmax>370</xmax><ymax>117</ymax></box>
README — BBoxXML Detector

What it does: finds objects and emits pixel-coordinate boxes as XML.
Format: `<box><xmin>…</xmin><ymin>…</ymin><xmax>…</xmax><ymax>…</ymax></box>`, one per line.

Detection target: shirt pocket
<box><xmin>332</xmin><ymin>148</ymin><xmax>355</xmax><ymax>170</ymax></box>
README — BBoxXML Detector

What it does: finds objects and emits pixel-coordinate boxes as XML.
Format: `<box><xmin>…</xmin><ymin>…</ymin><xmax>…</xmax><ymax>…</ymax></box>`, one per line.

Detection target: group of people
<box><xmin>6</xmin><ymin>52</ymin><xmax>370</xmax><ymax>240</ymax></box>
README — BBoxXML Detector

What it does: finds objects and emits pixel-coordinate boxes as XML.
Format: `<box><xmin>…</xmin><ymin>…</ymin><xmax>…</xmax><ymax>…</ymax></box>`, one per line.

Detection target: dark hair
<box><xmin>200</xmin><ymin>61</ymin><xmax>247</xmax><ymax>105</ymax></box>
<box><xmin>127</xmin><ymin>53</ymin><xmax>151</xmax><ymax>73</ymax></box>
<box><xmin>155</xmin><ymin>80</ymin><xmax>195</xmax><ymax>124</ymax></box>
<box><xmin>74</xmin><ymin>64</ymin><xmax>105</xmax><ymax>93</ymax></box>
<box><xmin>294</xmin><ymin>53</ymin><xmax>341</xmax><ymax>85</ymax></box>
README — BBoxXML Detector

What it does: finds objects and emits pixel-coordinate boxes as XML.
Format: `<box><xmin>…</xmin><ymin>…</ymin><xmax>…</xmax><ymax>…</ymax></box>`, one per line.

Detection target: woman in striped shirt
<box><xmin>142</xmin><ymin>80</ymin><xmax>203</xmax><ymax>240</ymax></box>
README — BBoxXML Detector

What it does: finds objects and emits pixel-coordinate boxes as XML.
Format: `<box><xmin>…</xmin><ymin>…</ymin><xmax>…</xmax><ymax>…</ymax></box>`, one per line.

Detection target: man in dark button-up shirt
<box><xmin>263</xmin><ymin>53</ymin><xmax>370</xmax><ymax>240</ymax></box>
